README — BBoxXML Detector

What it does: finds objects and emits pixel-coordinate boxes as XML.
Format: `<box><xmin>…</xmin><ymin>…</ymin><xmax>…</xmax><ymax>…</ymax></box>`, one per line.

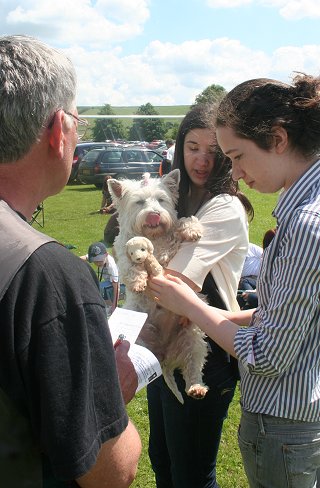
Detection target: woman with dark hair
<box><xmin>147</xmin><ymin>103</ymin><xmax>253</xmax><ymax>488</ymax></box>
<box><xmin>149</xmin><ymin>74</ymin><xmax>320</xmax><ymax>488</ymax></box>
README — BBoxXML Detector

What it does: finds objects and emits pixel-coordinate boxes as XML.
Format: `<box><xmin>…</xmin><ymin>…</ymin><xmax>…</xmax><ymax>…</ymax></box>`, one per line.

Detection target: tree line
<box><xmin>83</xmin><ymin>84</ymin><xmax>226</xmax><ymax>143</ymax></box>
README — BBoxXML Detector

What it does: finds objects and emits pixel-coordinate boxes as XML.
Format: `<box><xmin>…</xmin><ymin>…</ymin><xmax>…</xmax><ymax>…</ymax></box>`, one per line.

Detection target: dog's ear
<box><xmin>162</xmin><ymin>169</ymin><xmax>180</xmax><ymax>186</ymax></box>
<box><xmin>107</xmin><ymin>179</ymin><xmax>123</xmax><ymax>199</ymax></box>
<box><xmin>161</xmin><ymin>169</ymin><xmax>180</xmax><ymax>203</ymax></box>
<box><xmin>108</xmin><ymin>178</ymin><xmax>129</xmax><ymax>209</ymax></box>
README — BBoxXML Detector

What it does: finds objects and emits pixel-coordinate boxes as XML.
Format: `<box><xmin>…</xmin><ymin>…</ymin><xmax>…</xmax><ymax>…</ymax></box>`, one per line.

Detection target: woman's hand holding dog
<box><xmin>149</xmin><ymin>274</ymin><xmax>201</xmax><ymax>319</ymax></box>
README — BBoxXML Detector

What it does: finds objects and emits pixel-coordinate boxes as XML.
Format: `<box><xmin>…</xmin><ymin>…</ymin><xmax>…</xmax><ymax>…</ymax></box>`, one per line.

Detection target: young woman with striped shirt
<box><xmin>149</xmin><ymin>73</ymin><xmax>320</xmax><ymax>488</ymax></box>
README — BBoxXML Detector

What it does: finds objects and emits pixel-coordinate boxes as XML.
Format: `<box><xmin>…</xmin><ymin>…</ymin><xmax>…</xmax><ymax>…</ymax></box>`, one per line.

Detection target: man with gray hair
<box><xmin>0</xmin><ymin>35</ymin><xmax>141</xmax><ymax>487</ymax></box>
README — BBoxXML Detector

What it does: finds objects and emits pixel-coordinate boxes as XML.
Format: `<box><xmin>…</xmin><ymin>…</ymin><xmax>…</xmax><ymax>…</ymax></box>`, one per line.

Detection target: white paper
<box><xmin>108</xmin><ymin>307</ymin><xmax>162</xmax><ymax>391</ymax></box>
<box><xmin>128</xmin><ymin>344</ymin><xmax>162</xmax><ymax>392</ymax></box>
<box><xmin>108</xmin><ymin>307</ymin><xmax>148</xmax><ymax>344</ymax></box>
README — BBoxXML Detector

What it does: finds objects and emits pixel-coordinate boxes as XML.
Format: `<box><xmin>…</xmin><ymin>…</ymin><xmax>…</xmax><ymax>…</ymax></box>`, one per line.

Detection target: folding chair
<box><xmin>29</xmin><ymin>202</ymin><xmax>45</xmax><ymax>227</ymax></box>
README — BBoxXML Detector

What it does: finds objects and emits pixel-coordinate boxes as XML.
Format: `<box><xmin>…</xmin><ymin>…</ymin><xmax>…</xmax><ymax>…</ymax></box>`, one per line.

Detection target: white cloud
<box><xmin>206</xmin><ymin>0</ymin><xmax>320</xmax><ymax>19</ymax></box>
<box><xmin>272</xmin><ymin>45</ymin><xmax>320</xmax><ymax>76</ymax></box>
<box><xmin>95</xmin><ymin>0</ymin><xmax>150</xmax><ymax>23</ymax></box>
<box><xmin>1</xmin><ymin>1</ymin><xmax>320</xmax><ymax>106</ymax></box>
<box><xmin>268</xmin><ymin>0</ymin><xmax>320</xmax><ymax>19</ymax></box>
<box><xmin>63</xmin><ymin>38</ymin><xmax>320</xmax><ymax>106</ymax></box>
<box><xmin>2</xmin><ymin>0</ymin><xmax>150</xmax><ymax>46</ymax></box>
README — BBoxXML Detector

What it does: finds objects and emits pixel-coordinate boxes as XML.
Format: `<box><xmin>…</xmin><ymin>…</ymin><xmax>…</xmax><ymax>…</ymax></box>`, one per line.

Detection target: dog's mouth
<box><xmin>145</xmin><ymin>212</ymin><xmax>161</xmax><ymax>227</ymax></box>
<box><xmin>135</xmin><ymin>211</ymin><xmax>172</xmax><ymax>238</ymax></box>
<box><xmin>142</xmin><ymin>212</ymin><xmax>166</xmax><ymax>238</ymax></box>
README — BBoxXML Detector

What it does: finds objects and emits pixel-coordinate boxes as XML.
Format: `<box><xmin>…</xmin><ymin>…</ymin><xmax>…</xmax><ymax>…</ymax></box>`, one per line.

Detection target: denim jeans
<box><xmin>147</xmin><ymin>347</ymin><xmax>237</xmax><ymax>488</ymax></box>
<box><xmin>238</xmin><ymin>409</ymin><xmax>320</xmax><ymax>488</ymax></box>
<box><xmin>237</xmin><ymin>276</ymin><xmax>257</xmax><ymax>309</ymax></box>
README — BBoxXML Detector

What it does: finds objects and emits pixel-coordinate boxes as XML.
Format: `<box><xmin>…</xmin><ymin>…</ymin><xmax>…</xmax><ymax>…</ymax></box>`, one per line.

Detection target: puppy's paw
<box><xmin>131</xmin><ymin>282</ymin><xmax>147</xmax><ymax>293</ymax></box>
<box><xmin>187</xmin><ymin>384</ymin><xmax>209</xmax><ymax>400</ymax></box>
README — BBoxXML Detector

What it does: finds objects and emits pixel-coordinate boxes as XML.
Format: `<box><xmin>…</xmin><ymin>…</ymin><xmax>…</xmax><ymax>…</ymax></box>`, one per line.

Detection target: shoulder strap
<box><xmin>0</xmin><ymin>201</ymin><xmax>55</xmax><ymax>300</ymax></box>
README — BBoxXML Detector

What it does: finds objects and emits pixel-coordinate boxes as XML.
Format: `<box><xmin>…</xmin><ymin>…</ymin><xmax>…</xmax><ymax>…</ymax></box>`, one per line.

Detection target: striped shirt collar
<box><xmin>272</xmin><ymin>159</ymin><xmax>320</xmax><ymax>225</ymax></box>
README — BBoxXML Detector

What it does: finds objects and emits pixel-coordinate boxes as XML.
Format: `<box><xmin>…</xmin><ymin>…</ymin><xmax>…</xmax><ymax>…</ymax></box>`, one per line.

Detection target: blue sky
<box><xmin>1</xmin><ymin>0</ymin><xmax>320</xmax><ymax>106</ymax></box>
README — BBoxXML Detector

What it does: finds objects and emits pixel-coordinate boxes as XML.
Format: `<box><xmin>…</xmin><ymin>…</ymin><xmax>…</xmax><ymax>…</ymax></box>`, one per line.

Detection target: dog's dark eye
<box><xmin>136</xmin><ymin>199</ymin><xmax>145</xmax><ymax>205</ymax></box>
<box><xmin>141</xmin><ymin>247</ymin><xmax>146</xmax><ymax>251</ymax></box>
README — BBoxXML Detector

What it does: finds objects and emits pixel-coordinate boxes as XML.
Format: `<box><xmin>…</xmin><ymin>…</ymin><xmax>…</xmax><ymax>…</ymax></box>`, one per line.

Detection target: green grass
<box><xmin>38</xmin><ymin>182</ymin><xmax>278</xmax><ymax>488</ymax></box>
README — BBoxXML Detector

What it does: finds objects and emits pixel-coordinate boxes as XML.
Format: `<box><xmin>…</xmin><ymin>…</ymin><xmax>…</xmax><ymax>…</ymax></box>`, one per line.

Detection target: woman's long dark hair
<box><xmin>172</xmin><ymin>103</ymin><xmax>254</xmax><ymax>219</ymax></box>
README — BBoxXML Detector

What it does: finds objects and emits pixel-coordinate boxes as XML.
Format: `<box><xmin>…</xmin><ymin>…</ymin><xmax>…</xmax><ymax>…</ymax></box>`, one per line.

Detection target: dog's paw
<box><xmin>186</xmin><ymin>230</ymin><xmax>202</xmax><ymax>242</ymax></box>
<box><xmin>176</xmin><ymin>216</ymin><xmax>203</xmax><ymax>242</ymax></box>
<box><xmin>131</xmin><ymin>282</ymin><xmax>147</xmax><ymax>293</ymax></box>
<box><xmin>187</xmin><ymin>225</ymin><xmax>203</xmax><ymax>241</ymax></box>
<box><xmin>187</xmin><ymin>384</ymin><xmax>209</xmax><ymax>400</ymax></box>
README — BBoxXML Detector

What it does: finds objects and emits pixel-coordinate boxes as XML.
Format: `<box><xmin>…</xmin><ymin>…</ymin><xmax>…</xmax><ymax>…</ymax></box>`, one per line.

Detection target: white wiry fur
<box><xmin>108</xmin><ymin>170</ymin><xmax>209</xmax><ymax>404</ymax></box>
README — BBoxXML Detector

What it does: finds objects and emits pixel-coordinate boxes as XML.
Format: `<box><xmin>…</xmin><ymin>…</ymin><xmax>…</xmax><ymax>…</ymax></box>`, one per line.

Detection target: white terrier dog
<box><xmin>108</xmin><ymin>170</ymin><xmax>209</xmax><ymax>404</ymax></box>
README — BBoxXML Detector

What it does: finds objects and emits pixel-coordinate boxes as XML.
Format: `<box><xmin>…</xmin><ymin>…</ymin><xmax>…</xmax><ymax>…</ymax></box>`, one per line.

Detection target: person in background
<box><xmin>237</xmin><ymin>228</ymin><xmax>276</xmax><ymax>310</ymax></box>
<box><xmin>100</xmin><ymin>175</ymin><xmax>116</xmax><ymax>214</ymax></box>
<box><xmin>237</xmin><ymin>242</ymin><xmax>262</xmax><ymax>309</ymax></box>
<box><xmin>149</xmin><ymin>74</ymin><xmax>320</xmax><ymax>488</ymax></box>
<box><xmin>104</xmin><ymin>212</ymin><xmax>120</xmax><ymax>253</ymax></box>
<box><xmin>166</xmin><ymin>138</ymin><xmax>175</xmax><ymax>163</ymax></box>
<box><xmin>161</xmin><ymin>138</ymin><xmax>176</xmax><ymax>174</ymax></box>
<box><xmin>83</xmin><ymin>241</ymin><xmax>120</xmax><ymax>315</ymax></box>
<box><xmin>262</xmin><ymin>227</ymin><xmax>276</xmax><ymax>250</ymax></box>
<box><xmin>147</xmin><ymin>103</ymin><xmax>253</xmax><ymax>488</ymax></box>
<box><xmin>0</xmin><ymin>34</ymin><xmax>141</xmax><ymax>487</ymax></box>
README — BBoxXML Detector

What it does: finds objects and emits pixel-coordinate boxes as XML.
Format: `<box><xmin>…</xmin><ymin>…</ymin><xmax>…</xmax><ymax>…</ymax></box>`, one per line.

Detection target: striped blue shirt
<box><xmin>234</xmin><ymin>159</ymin><xmax>320</xmax><ymax>421</ymax></box>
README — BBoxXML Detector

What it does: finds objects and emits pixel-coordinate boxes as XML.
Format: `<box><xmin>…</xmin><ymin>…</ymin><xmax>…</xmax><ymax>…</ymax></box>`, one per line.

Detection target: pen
<box><xmin>114</xmin><ymin>333</ymin><xmax>126</xmax><ymax>350</ymax></box>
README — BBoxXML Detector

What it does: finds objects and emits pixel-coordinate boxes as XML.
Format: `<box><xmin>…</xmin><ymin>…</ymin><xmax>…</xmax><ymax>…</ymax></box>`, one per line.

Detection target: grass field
<box><xmin>78</xmin><ymin>105</ymin><xmax>190</xmax><ymax>117</ymax></box>
<box><xmin>39</xmin><ymin>181</ymin><xmax>278</xmax><ymax>488</ymax></box>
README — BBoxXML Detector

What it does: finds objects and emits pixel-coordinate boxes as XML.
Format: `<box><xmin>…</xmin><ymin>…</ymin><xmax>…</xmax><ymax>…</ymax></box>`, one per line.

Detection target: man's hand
<box><xmin>114</xmin><ymin>341</ymin><xmax>138</xmax><ymax>404</ymax></box>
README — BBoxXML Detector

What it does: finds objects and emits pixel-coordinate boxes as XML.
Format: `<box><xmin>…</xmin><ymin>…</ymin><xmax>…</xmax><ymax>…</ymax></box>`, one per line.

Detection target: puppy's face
<box><xmin>127</xmin><ymin>242</ymin><xmax>150</xmax><ymax>263</ymax></box>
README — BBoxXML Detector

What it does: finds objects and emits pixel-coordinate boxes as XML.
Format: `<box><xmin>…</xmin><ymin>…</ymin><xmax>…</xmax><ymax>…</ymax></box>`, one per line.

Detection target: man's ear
<box><xmin>272</xmin><ymin>126</ymin><xmax>288</xmax><ymax>154</ymax></box>
<box><xmin>48</xmin><ymin>110</ymin><xmax>65</xmax><ymax>158</ymax></box>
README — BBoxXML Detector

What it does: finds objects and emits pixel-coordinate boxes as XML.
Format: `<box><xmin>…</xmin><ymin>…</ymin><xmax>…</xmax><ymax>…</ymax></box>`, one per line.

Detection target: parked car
<box><xmin>78</xmin><ymin>146</ymin><xmax>164</xmax><ymax>187</ymax></box>
<box><xmin>68</xmin><ymin>142</ymin><xmax>119</xmax><ymax>184</ymax></box>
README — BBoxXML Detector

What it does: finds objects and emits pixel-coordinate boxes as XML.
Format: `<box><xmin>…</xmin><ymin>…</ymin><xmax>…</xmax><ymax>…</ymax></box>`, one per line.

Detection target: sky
<box><xmin>2</xmin><ymin>0</ymin><xmax>320</xmax><ymax>107</ymax></box>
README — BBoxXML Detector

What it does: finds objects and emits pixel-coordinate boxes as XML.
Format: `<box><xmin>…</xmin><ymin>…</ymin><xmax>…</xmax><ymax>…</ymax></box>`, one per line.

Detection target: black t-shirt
<box><xmin>0</xmin><ymin>242</ymin><xmax>128</xmax><ymax>485</ymax></box>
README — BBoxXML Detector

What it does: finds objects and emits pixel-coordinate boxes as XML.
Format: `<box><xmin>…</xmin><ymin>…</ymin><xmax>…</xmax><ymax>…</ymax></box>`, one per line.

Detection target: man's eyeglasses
<box><xmin>48</xmin><ymin>109</ymin><xmax>89</xmax><ymax>140</ymax></box>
